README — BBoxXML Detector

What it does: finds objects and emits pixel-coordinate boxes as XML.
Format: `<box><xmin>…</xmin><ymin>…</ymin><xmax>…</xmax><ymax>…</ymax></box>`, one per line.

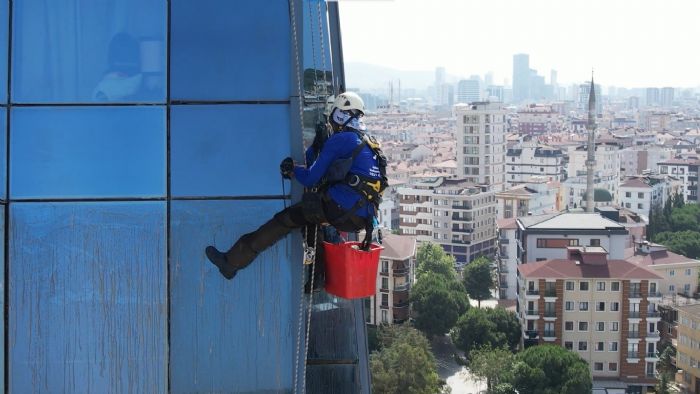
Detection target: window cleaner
<box><xmin>205</xmin><ymin>92</ymin><xmax>388</xmax><ymax>280</ymax></box>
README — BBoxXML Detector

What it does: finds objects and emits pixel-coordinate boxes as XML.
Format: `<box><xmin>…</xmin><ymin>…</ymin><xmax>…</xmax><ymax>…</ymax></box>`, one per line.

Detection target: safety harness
<box><xmin>327</xmin><ymin>129</ymin><xmax>389</xmax><ymax>250</ymax></box>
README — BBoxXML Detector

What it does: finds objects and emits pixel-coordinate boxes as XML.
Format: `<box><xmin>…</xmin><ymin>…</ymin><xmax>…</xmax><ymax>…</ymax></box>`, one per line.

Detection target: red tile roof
<box><xmin>497</xmin><ymin>218</ymin><xmax>518</xmax><ymax>230</ymax></box>
<box><xmin>517</xmin><ymin>259</ymin><xmax>662</xmax><ymax>280</ymax></box>
<box><xmin>627</xmin><ymin>250</ymin><xmax>696</xmax><ymax>266</ymax></box>
<box><xmin>380</xmin><ymin>233</ymin><xmax>416</xmax><ymax>260</ymax></box>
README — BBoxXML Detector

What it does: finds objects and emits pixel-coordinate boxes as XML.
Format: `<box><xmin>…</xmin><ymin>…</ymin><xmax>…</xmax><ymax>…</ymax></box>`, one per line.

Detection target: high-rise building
<box><xmin>397</xmin><ymin>178</ymin><xmax>497</xmax><ymax>266</ymax></box>
<box><xmin>646</xmin><ymin>87</ymin><xmax>660</xmax><ymax>106</ymax></box>
<box><xmin>455</xmin><ymin>102</ymin><xmax>507</xmax><ymax>191</ymax></box>
<box><xmin>456</xmin><ymin>79</ymin><xmax>481</xmax><ymax>103</ymax></box>
<box><xmin>505</xmin><ymin>141</ymin><xmax>564</xmax><ymax>187</ymax></box>
<box><xmin>513</xmin><ymin>53</ymin><xmax>530</xmax><ymax>102</ymax></box>
<box><xmin>435</xmin><ymin>66</ymin><xmax>446</xmax><ymax>104</ymax></box>
<box><xmin>486</xmin><ymin>85</ymin><xmax>504</xmax><ymax>102</ymax></box>
<box><xmin>660</xmin><ymin>87</ymin><xmax>674</xmax><ymax>107</ymax></box>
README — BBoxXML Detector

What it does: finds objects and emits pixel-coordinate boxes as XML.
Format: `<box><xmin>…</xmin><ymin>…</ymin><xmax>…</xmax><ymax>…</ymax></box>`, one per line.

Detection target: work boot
<box><xmin>205</xmin><ymin>246</ymin><xmax>238</xmax><ymax>280</ymax></box>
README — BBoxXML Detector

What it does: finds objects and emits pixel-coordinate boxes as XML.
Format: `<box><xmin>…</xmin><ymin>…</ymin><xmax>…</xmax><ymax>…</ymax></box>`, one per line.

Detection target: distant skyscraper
<box><xmin>578</xmin><ymin>82</ymin><xmax>602</xmax><ymax>114</ymax></box>
<box><xmin>486</xmin><ymin>85</ymin><xmax>504</xmax><ymax>102</ymax></box>
<box><xmin>484</xmin><ymin>72</ymin><xmax>494</xmax><ymax>87</ymax></box>
<box><xmin>646</xmin><ymin>87</ymin><xmax>660</xmax><ymax>106</ymax></box>
<box><xmin>550</xmin><ymin>70</ymin><xmax>558</xmax><ymax>87</ymax></box>
<box><xmin>660</xmin><ymin>87</ymin><xmax>674</xmax><ymax>107</ymax></box>
<box><xmin>456</xmin><ymin>79</ymin><xmax>481</xmax><ymax>104</ymax></box>
<box><xmin>435</xmin><ymin>67</ymin><xmax>446</xmax><ymax>105</ymax></box>
<box><xmin>513</xmin><ymin>54</ymin><xmax>530</xmax><ymax>102</ymax></box>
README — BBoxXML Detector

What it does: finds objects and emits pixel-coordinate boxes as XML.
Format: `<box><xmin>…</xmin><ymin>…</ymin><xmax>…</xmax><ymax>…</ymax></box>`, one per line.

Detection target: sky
<box><xmin>338</xmin><ymin>0</ymin><xmax>700</xmax><ymax>89</ymax></box>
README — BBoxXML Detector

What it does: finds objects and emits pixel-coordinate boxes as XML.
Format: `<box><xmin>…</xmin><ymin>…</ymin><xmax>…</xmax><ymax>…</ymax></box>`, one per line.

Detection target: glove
<box><xmin>280</xmin><ymin>157</ymin><xmax>294</xmax><ymax>179</ymax></box>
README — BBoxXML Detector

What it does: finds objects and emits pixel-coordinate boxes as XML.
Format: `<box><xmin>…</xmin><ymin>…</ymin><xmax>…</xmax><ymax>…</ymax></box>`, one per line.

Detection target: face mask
<box><xmin>331</xmin><ymin>109</ymin><xmax>367</xmax><ymax>131</ymax></box>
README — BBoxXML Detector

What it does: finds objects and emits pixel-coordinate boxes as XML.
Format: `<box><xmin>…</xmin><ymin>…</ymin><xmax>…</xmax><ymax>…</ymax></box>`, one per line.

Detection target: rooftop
<box><xmin>497</xmin><ymin>218</ymin><xmax>518</xmax><ymax>230</ymax></box>
<box><xmin>517</xmin><ymin>258</ymin><xmax>662</xmax><ymax>280</ymax></box>
<box><xmin>380</xmin><ymin>233</ymin><xmax>416</xmax><ymax>261</ymax></box>
<box><xmin>518</xmin><ymin>212</ymin><xmax>625</xmax><ymax>231</ymax></box>
<box><xmin>675</xmin><ymin>304</ymin><xmax>700</xmax><ymax>319</ymax></box>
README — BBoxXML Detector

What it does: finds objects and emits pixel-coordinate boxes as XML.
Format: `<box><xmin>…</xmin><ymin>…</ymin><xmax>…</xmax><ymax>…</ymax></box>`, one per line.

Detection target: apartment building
<box><xmin>618</xmin><ymin>175</ymin><xmax>679</xmax><ymax>217</ymax></box>
<box><xmin>496</xmin><ymin>177</ymin><xmax>559</xmax><ymax>219</ymax></box>
<box><xmin>497</xmin><ymin>218</ymin><xmax>519</xmax><ymax>300</ymax></box>
<box><xmin>366</xmin><ymin>234</ymin><xmax>416</xmax><ymax>326</ymax></box>
<box><xmin>398</xmin><ymin>177</ymin><xmax>497</xmax><ymax>266</ymax></box>
<box><xmin>516</xmin><ymin>212</ymin><xmax>629</xmax><ymax>264</ymax></box>
<box><xmin>506</xmin><ymin>141</ymin><xmax>564</xmax><ymax>187</ymax></box>
<box><xmin>658</xmin><ymin>159</ymin><xmax>699</xmax><ymax>203</ymax></box>
<box><xmin>517</xmin><ymin>247</ymin><xmax>663</xmax><ymax>392</ymax></box>
<box><xmin>675</xmin><ymin>304</ymin><xmax>700</xmax><ymax>394</ymax></box>
<box><xmin>619</xmin><ymin>146</ymin><xmax>673</xmax><ymax>177</ymax></box>
<box><xmin>628</xmin><ymin>241</ymin><xmax>700</xmax><ymax>298</ymax></box>
<box><xmin>516</xmin><ymin>104</ymin><xmax>563</xmax><ymax>135</ymax></box>
<box><xmin>455</xmin><ymin>102</ymin><xmax>507</xmax><ymax>191</ymax></box>
<box><xmin>565</xmin><ymin>141</ymin><xmax>622</xmax><ymax>207</ymax></box>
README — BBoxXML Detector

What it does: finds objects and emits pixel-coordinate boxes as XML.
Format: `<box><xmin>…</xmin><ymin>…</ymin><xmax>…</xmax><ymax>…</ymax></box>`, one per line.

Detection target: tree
<box><xmin>411</xmin><ymin>272</ymin><xmax>468</xmax><ymax>338</ymax></box>
<box><xmin>655</xmin><ymin>230</ymin><xmax>700</xmax><ymax>259</ymax></box>
<box><xmin>487</xmin><ymin>307</ymin><xmax>522</xmax><ymax>352</ymax></box>
<box><xmin>469</xmin><ymin>346</ymin><xmax>514</xmax><ymax>392</ymax></box>
<box><xmin>655</xmin><ymin>372</ymin><xmax>671</xmax><ymax>394</ymax></box>
<box><xmin>657</xmin><ymin>344</ymin><xmax>677</xmax><ymax>379</ymax></box>
<box><xmin>463</xmin><ymin>256</ymin><xmax>494</xmax><ymax>307</ymax></box>
<box><xmin>452</xmin><ymin>308</ymin><xmax>514</xmax><ymax>359</ymax></box>
<box><xmin>510</xmin><ymin>345</ymin><xmax>592</xmax><ymax>394</ymax></box>
<box><xmin>673</xmin><ymin>191</ymin><xmax>685</xmax><ymax>209</ymax></box>
<box><xmin>416</xmin><ymin>242</ymin><xmax>457</xmax><ymax>281</ymax></box>
<box><xmin>370</xmin><ymin>325</ymin><xmax>442</xmax><ymax>394</ymax></box>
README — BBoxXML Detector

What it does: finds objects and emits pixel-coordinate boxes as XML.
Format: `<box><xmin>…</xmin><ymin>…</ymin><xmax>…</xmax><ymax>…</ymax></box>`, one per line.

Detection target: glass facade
<box><xmin>0</xmin><ymin>0</ymin><xmax>368</xmax><ymax>392</ymax></box>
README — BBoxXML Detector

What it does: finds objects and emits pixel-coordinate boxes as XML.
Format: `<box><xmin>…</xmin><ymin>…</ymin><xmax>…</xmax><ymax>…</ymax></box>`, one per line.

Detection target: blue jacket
<box><xmin>294</xmin><ymin>130</ymin><xmax>381</xmax><ymax>218</ymax></box>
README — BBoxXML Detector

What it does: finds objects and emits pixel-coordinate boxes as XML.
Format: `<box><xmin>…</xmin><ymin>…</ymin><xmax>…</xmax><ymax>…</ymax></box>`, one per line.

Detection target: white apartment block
<box><xmin>506</xmin><ymin>141</ymin><xmax>564</xmax><ymax>188</ymax></box>
<box><xmin>658</xmin><ymin>159</ymin><xmax>699</xmax><ymax>203</ymax></box>
<box><xmin>496</xmin><ymin>177</ymin><xmax>559</xmax><ymax>220</ymax></box>
<box><xmin>497</xmin><ymin>218</ymin><xmax>518</xmax><ymax>300</ymax></box>
<box><xmin>516</xmin><ymin>104</ymin><xmax>564</xmax><ymax>134</ymax></box>
<box><xmin>517</xmin><ymin>247</ymin><xmax>663</xmax><ymax>393</ymax></box>
<box><xmin>367</xmin><ymin>234</ymin><xmax>416</xmax><ymax>326</ymax></box>
<box><xmin>628</xmin><ymin>241</ymin><xmax>700</xmax><ymax>298</ymax></box>
<box><xmin>567</xmin><ymin>141</ymin><xmax>621</xmax><ymax>191</ymax></box>
<box><xmin>619</xmin><ymin>146</ymin><xmax>673</xmax><ymax>178</ymax></box>
<box><xmin>455</xmin><ymin>102</ymin><xmax>507</xmax><ymax>191</ymax></box>
<box><xmin>398</xmin><ymin>177</ymin><xmax>497</xmax><ymax>267</ymax></box>
<box><xmin>618</xmin><ymin>175</ymin><xmax>678</xmax><ymax>217</ymax></box>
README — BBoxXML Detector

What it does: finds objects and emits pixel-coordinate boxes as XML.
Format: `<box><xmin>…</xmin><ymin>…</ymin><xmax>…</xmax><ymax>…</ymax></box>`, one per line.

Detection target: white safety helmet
<box><xmin>331</xmin><ymin>92</ymin><xmax>365</xmax><ymax>116</ymax></box>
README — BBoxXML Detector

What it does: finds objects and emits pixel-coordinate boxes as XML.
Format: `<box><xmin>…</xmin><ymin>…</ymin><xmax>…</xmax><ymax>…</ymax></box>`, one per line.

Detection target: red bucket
<box><xmin>323</xmin><ymin>241</ymin><xmax>383</xmax><ymax>299</ymax></box>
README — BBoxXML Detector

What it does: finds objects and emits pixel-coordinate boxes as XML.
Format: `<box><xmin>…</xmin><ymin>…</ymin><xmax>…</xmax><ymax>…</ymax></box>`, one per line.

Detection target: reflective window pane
<box><xmin>171</xmin><ymin>0</ymin><xmax>290</xmax><ymax>101</ymax></box>
<box><xmin>170</xmin><ymin>104</ymin><xmax>290</xmax><ymax>197</ymax></box>
<box><xmin>169</xmin><ymin>200</ymin><xmax>294</xmax><ymax>393</ymax></box>
<box><xmin>303</xmin><ymin>0</ymin><xmax>333</xmax><ymax>101</ymax></box>
<box><xmin>0</xmin><ymin>0</ymin><xmax>7</xmax><ymax>103</ymax></box>
<box><xmin>12</xmin><ymin>0</ymin><xmax>166</xmax><ymax>103</ymax></box>
<box><xmin>11</xmin><ymin>107</ymin><xmax>166</xmax><ymax>199</ymax></box>
<box><xmin>10</xmin><ymin>202</ymin><xmax>166</xmax><ymax>393</ymax></box>
<box><xmin>0</xmin><ymin>108</ymin><xmax>5</xmax><ymax>200</ymax></box>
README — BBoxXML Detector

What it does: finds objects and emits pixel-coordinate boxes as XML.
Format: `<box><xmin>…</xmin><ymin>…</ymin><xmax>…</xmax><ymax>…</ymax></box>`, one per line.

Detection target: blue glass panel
<box><xmin>303</xmin><ymin>0</ymin><xmax>333</xmax><ymax>101</ymax></box>
<box><xmin>12</xmin><ymin>0</ymin><xmax>166</xmax><ymax>103</ymax></box>
<box><xmin>170</xmin><ymin>0</ymin><xmax>290</xmax><ymax>101</ymax></box>
<box><xmin>307</xmin><ymin>292</ymin><xmax>359</xmax><ymax>361</ymax></box>
<box><xmin>0</xmin><ymin>108</ymin><xmax>5</xmax><ymax>200</ymax></box>
<box><xmin>171</xmin><ymin>105</ymin><xmax>290</xmax><ymax>197</ymax></box>
<box><xmin>9</xmin><ymin>202</ymin><xmax>166</xmax><ymax>393</ymax></box>
<box><xmin>169</xmin><ymin>200</ymin><xmax>295</xmax><ymax>393</ymax></box>
<box><xmin>0</xmin><ymin>206</ymin><xmax>4</xmax><ymax>392</ymax></box>
<box><xmin>11</xmin><ymin>106</ymin><xmax>165</xmax><ymax>199</ymax></box>
<box><xmin>0</xmin><ymin>0</ymin><xmax>7</xmax><ymax>103</ymax></box>
<box><xmin>306</xmin><ymin>365</ymin><xmax>358</xmax><ymax>393</ymax></box>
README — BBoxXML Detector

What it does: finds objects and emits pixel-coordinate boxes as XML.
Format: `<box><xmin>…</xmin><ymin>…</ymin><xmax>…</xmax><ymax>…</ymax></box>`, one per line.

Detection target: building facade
<box><xmin>517</xmin><ymin>248</ymin><xmax>663</xmax><ymax>392</ymax></box>
<box><xmin>675</xmin><ymin>304</ymin><xmax>700</xmax><ymax>394</ymax></box>
<box><xmin>398</xmin><ymin>177</ymin><xmax>497</xmax><ymax>266</ymax></box>
<box><xmin>506</xmin><ymin>142</ymin><xmax>564</xmax><ymax>187</ymax></box>
<box><xmin>455</xmin><ymin>102</ymin><xmax>507</xmax><ymax>191</ymax></box>
<box><xmin>367</xmin><ymin>234</ymin><xmax>416</xmax><ymax>326</ymax></box>
<box><xmin>658</xmin><ymin>159</ymin><xmax>699</xmax><ymax>203</ymax></box>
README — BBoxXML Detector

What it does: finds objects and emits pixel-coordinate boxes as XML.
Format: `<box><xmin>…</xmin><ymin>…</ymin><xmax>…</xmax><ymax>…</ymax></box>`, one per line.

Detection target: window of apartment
<box><xmin>578</xmin><ymin>341</ymin><xmax>588</xmax><ymax>351</ymax></box>
<box><xmin>580</xmin><ymin>281</ymin><xmax>589</xmax><ymax>291</ymax></box>
<box><xmin>578</xmin><ymin>321</ymin><xmax>588</xmax><ymax>331</ymax></box>
<box><xmin>686</xmin><ymin>268</ymin><xmax>692</xmax><ymax>276</ymax></box>
<box><xmin>564</xmin><ymin>341</ymin><xmax>573</xmax><ymax>351</ymax></box>
<box><xmin>670</xmin><ymin>284</ymin><xmax>675</xmax><ymax>292</ymax></box>
<box><xmin>381</xmin><ymin>310</ymin><xmax>388</xmax><ymax>323</ymax></box>
<box><xmin>630</xmin><ymin>282</ymin><xmax>641</xmax><ymax>296</ymax></box>
<box><xmin>590</xmin><ymin>239</ymin><xmax>601</xmax><ymax>247</ymax></box>
<box><xmin>670</xmin><ymin>269</ymin><xmax>675</xmax><ymax>277</ymax></box>
<box><xmin>536</xmin><ymin>238</ymin><xmax>579</xmax><ymax>248</ymax></box>
<box><xmin>610</xmin><ymin>302</ymin><xmax>619</xmax><ymax>311</ymax></box>
<box><xmin>595</xmin><ymin>342</ymin><xmax>605</xmax><ymax>352</ymax></box>
<box><xmin>381</xmin><ymin>293</ymin><xmax>389</xmax><ymax>306</ymax></box>
<box><xmin>610</xmin><ymin>322</ymin><xmax>619</xmax><ymax>331</ymax></box>
<box><xmin>565</xmin><ymin>281</ymin><xmax>574</xmax><ymax>291</ymax></box>
<box><xmin>611</xmin><ymin>281</ymin><xmax>620</xmax><ymax>291</ymax></box>
<box><xmin>625</xmin><ymin>192</ymin><xmax>632</xmax><ymax>198</ymax></box>
<box><xmin>536</xmin><ymin>258</ymin><xmax>546</xmax><ymax>262</ymax></box>
<box><xmin>596</xmin><ymin>281</ymin><xmax>605</xmax><ymax>291</ymax></box>
<box><xmin>638</xmin><ymin>203</ymin><xmax>644</xmax><ymax>209</ymax></box>
<box><xmin>594</xmin><ymin>362</ymin><xmax>604</xmax><ymax>372</ymax></box>
<box><xmin>646</xmin><ymin>362</ymin><xmax>655</xmax><ymax>377</ymax></box>
<box><xmin>565</xmin><ymin>301</ymin><xmax>574</xmax><ymax>311</ymax></box>
<box><xmin>609</xmin><ymin>363</ymin><xmax>618</xmax><ymax>372</ymax></box>
<box><xmin>544</xmin><ymin>322</ymin><xmax>554</xmax><ymax>336</ymax></box>
<box><xmin>381</xmin><ymin>278</ymin><xmax>389</xmax><ymax>290</ymax></box>
<box><xmin>609</xmin><ymin>342</ymin><xmax>618</xmax><ymax>352</ymax></box>
<box><xmin>596</xmin><ymin>322</ymin><xmax>605</xmax><ymax>331</ymax></box>
<box><xmin>381</xmin><ymin>261</ymin><xmax>389</xmax><ymax>274</ymax></box>
<box><xmin>580</xmin><ymin>302</ymin><xmax>589</xmax><ymax>311</ymax></box>
<box><xmin>596</xmin><ymin>302</ymin><xmax>606</xmax><ymax>312</ymax></box>
<box><xmin>565</xmin><ymin>321</ymin><xmax>574</xmax><ymax>331</ymax></box>
<box><xmin>638</xmin><ymin>192</ymin><xmax>644</xmax><ymax>199</ymax></box>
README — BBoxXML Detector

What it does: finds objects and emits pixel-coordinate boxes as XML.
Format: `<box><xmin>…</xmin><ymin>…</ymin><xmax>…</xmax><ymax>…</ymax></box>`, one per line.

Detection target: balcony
<box><xmin>544</xmin><ymin>289</ymin><xmax>557</xmax><ymax>297</ymax></box>
<box><xmin>380</xmin><ymin>303</ymin><xmax>389</xmax><ymax>310</ymax></box>
<box><xmin>543</xmin><ymin>330</ymin><xmax>556</xmax><ymax>338</ymax></box>
<box><xmin>393</xmin><ymin>283</ymin><xmax>409</xmax><ymax>292</ymax></box>
<box><xmin>526</xmin><ymin>289</ymin><xmax>539</xmax><ymax>296</ymax></box>
<box><xmin>452</xmin><ymin>213</ymin><xmax>473</xmax><ymax>221</ymax></box>
<box><xmin>647</xmin><ymin>291</ymin><xmax>662</xmax><ymax>299</ymax></box>
<box><xmin>452</xmin><ymin>227</ymin><xmax>473</xmax><ymax>233</ymax></box>
<box><xmin>393</xmin><ymin>268</ymin><xmax>408</xmax><ymax>277</ymax></box>
<box><xmin>627</xmin><ymin>351</ymin><xmax>639</xmax><ymax>359</ymax></box>
<box><xmin>524</xmin><ymin>330</ymin><xmax>538</xmax><ymax>339</ymax></box>
<box><xmin>544</xmin><ymin>310</ymin><xmax>556</xmax><ymax>318</ymax></box>
<box><xmin>630</xmin><ymin>291</ymin><xmax>642</xmax><ymax>298</ymax></box>
<box><xmin>628</xmin><ymin>331</ymin><xmax>640</xmax><ymax>339</ymax></box>
<box><xmin>629</xmin><ymin>311</ymin><xmax>641</xmax><ymax>318</ymax></box>
<box><xmin>526</xmin><ymin>309</ymin><xmax>539</xmax><ymax>316</ymax></box>
<box><xmin>393</xmin><ymin>301</ymin><xmax>409</xmax><ymax>309</ymax></box>
<box><xmin>452</xmin><ymin>204</ymin><xmax>473</xmax><ymax>210</ymax></box>
<box><xmin>646</xmin><ymin>352</ymin><xmax>659</xmax><ymax>359</ymax></box>
<box><xmin>647</xmin><ymin>331</ymin><xmax>660</xmax><ymax>338</ymax></box>
<box><xmin>646</xmin><ymin>311</ymin><xmax>660</xmax><ymax>318</ymax></box>
<box><xmin>499</xmin><ymin>238</ymin><xmax>510</xmax><ymax>244</ymax></box>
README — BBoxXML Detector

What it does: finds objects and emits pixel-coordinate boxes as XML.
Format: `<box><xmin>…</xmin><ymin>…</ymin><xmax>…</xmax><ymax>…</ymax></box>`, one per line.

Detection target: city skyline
<box><xmin>340</xmin><ymin>0</ymin><xmax>700</xmax><ymax>88</ymax></box>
